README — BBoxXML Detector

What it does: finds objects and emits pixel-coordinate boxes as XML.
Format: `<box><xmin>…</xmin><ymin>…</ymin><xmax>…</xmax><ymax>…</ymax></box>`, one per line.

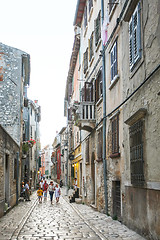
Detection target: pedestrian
<box><xmin>48</xmin><ymin>181</ymin><xmax>55</xmax><ymax>204</ymax></box>
<box><xmin>39</xmin><ymin>179</ymin><xmax>44</xmax><ymax>189</ymax></box>
<box><xmin>74</xmin><ymin>178</ymin><xmax>77</xmax><ymax>189</ymax></box>
<box><xmin>21</xmin><ymin>181</ymin><xmax>25</xmax><ymax>200</ymax></box>
<box><xmin>25</xmin><ymin>181</ymin><xmax>31</xmax><ymax>201</ymax></box>
<box><xmin>37</xmin><ymin>187</ymin><xmax>43</xmax><ymax>203</ymax></box>
<box><xmin>43</xmin><ymin>180</ymin><xmax>48</xmax><ymax>201</ymax></box>
<box><xmin>55</xmin><ymin>184</ymin><xmax>61</xmax><ymax>203</ymax></box>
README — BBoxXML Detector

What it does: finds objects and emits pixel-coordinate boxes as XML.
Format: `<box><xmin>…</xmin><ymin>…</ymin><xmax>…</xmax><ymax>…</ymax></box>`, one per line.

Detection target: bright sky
<box><xmin>0</xmin><ymin>0</ymin><xmax>77</xmax><ymax>148</ymax></box>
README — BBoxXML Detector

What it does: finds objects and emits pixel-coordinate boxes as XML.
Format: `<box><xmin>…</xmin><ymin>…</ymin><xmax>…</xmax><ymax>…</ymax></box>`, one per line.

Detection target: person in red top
<box><xmin>43</xmin><ymin>180</ymin><xmax>48</xmax><ymax>201</ymax></box>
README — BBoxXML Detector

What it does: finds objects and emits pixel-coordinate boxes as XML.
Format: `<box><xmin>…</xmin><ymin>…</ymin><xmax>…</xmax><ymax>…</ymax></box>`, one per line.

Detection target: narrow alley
<box><xmin>0</xmin><ymin>187</ymin><xmax>145</xmax><ymax>240</ymax></box>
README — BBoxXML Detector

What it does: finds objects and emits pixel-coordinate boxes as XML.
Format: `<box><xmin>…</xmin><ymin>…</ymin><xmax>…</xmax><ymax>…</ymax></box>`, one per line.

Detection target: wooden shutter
<box><xmin>111</xmin><ymin>115</ymin><xmax>119</xmax><ymax>154</ymax></box>
<box><xmin>129</xmin><ymin>2</ymin><xmax>141</xmax><ymax>70</ymax></box>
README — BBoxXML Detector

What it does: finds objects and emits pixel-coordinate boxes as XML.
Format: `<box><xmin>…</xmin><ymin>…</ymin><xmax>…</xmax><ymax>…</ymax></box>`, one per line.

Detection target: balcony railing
<box><xmin>77</xmin><ymin>102</ymin><xmax>95</xmax><ymax>121</ymax></box>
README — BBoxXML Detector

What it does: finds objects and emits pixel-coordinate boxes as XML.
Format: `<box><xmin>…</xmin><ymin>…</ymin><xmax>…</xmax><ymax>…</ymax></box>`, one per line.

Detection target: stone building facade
<box><xmin>64</xmin><ymin>0</ymin><xmax>160</xmax><ymax>239</ymax></box>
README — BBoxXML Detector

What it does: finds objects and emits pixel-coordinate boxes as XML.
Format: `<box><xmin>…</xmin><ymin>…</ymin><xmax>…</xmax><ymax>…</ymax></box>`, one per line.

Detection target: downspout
<box><xmin>101</xmin><ymin>0</ymin><xmax>108</xmax><ymax>214</ymax></box>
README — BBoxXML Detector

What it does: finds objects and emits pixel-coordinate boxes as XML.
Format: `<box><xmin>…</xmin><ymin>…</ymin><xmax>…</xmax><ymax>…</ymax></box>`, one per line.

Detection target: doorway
<box><xmin>91</xmin><ymin>152</ymin><xmax>95</xmax><ymax>204</ymax></box>
<box><xmin>5</xmin><ymin>154</ymin><xmax>10</xmax><ymax>204</ymax></box>
<box><xmin>112</xmin><ymin>180</ymin><xmax>121</xmax><ymax>219</ymax></box>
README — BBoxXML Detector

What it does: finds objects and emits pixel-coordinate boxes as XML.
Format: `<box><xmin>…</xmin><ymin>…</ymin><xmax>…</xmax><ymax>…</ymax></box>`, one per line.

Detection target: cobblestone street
<box><xmin>0</xmin><ymin>187</ymin><xmax>146</xmax><ymax>240</ymax></box>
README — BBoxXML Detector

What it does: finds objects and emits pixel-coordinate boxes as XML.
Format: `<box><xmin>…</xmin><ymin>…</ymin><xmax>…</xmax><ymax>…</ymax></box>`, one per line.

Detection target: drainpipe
<box><xmin>16</xmin><ymin>151</ymin><xmax>19</xmax><ymax>205</ymax></box>
<box><xmin>101</xmin><ymin>0</ymin><xmax>108</xmax><ymax>214</ymax></box>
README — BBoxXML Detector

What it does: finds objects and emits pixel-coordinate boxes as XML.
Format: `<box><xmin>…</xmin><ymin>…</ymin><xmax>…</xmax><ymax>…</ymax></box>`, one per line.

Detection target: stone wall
<box><xmin>0</xmin><ymin>43</ymin><xmax>23</xmax><ymax>146</ymax></box>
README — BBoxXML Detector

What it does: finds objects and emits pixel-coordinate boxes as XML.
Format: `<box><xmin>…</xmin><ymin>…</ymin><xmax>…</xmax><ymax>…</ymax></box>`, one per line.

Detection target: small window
<box><xmin>84</xmin><ymin>5</ymin><xmax>87</xmax><ymax>28</ymax></box>
<box><xmin>95</xmin><ymin>11</ymin><xmax>101</xmax><ymax>47</ymax></box>
<box><xmin>129</xmin><ymin>2</ymin><xmax>141</xmax><ymax>70</ymax></box>
<box><xmin>97</xmin><ymin>128</ymin><xmax>103</xmax><ymax>161</ymax></box>
<box><xmin>89</xmin><ymin>33</ymin><xmax>94</xmax><ymax>61</ymax></box>
<box><xmin>129</xmin><ymin>120</ymin><xmax>144</xmax><ymax>186</ymax></box>
<box><xmin>110</xmin><ymin>41</ymin><xmax>118</xmax><ymax>82</ymax></box>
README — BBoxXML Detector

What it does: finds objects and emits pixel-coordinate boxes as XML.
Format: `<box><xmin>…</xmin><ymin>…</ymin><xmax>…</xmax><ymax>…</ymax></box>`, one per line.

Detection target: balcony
<box><xmin>73</xmin><ymin>101</ymin><xmax>95</xmax><ymax>132</ymax></box>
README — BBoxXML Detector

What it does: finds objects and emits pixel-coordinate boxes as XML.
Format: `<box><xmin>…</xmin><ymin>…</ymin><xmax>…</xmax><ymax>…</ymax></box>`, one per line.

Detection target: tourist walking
<box><xmin>48</xmin><ymin>181</ymin><xmax>55</xmax><ymax>204</ymax></box>
<box><xmin>55</xmin><ymin>184</ymin><xmax>61</xmax><ymax>203</ymax></box>
<box><xmin>43</xmin><ymin>180</ymin><xmax>48</xmax><ymax>201</ymax></box>
<box><xmin>25</xmin><ymin>181</ymin><xmax>31</xmax><ymax>201</ymax></box>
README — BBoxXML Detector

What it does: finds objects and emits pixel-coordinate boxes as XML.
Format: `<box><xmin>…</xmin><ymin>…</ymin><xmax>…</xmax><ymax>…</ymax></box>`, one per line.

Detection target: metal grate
<box><xmin>129</xmin><ymin>120</ymin><xmax>144</xmax><ymax>185</ymax></box>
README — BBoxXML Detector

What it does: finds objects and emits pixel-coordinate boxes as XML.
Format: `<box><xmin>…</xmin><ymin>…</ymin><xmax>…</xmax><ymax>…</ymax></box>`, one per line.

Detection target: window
<box><xmin>0</xmin><ymin>67</ymin><xmax>3</xmax><ymax>81</ymax></box>
<box><xmin>83</xmin><ymin>48</ymin><xmax>88</xmax><ymax>74</ymax></box>
<box><xmin>129</xmin><ymin>120</ymin><xmax>144</xmax><ymax>186</ymax></box>
<box><xmin>89</xmin><ymin>33</ymin><xmax>94</xmax><ymax>61</ymax></box>
<box><xmin>95</xmin><ymin>70</ymin><xmax>102</xmax><ymax>102</ymax></box>
<box><xmin>111</xmin><ymin>41</ymin><xmax>118</xmax><ymax>82</ymax></box>
<box><xmin>109</xmin><ymin>0</ymin><xmax>116</xmax><ymax>13</ymax></box>
<box><xmin>111</xmin><ymin>114</ymin><xmax>119</xmax><ymax>157</ymax></box>
<box><xmin>97</xmin><ymin>127</ymin><xmax>103</xmax><ymax>161</ymax></box>
<box><xmin>85</xmin><ymin>138</ymin><xmax>89</xmax><ymax>164</ymax></box>
<box><xmin>89</xmin><ymin>0</ymin><xmax>93</xmax><ymax>13</ymax></box>
<box><xmin>95</xmin><ymin>11</ymin><xmax>101</xmax><ymax>47</ymax></box>
<box><xmin>84</xmin><ymin>5</ymin><xmax>87</xmax><ymax>28</ymax></box>
<box><xmin>129</xmin><ymin>2</ymin><xmax>141</xmax><ymax>70</ymax></box>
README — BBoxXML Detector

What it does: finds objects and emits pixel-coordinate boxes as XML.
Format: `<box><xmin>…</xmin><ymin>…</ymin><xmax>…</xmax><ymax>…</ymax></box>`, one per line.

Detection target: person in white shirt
<box><xmin>39</xmin><ymin>179</ymin><xmax>44</xmax><ymax>189</ymax></box>
<box><xmin>25</xmin><ymin>181</ymin><xmax>30</xmax><ymax>201</ymax></box>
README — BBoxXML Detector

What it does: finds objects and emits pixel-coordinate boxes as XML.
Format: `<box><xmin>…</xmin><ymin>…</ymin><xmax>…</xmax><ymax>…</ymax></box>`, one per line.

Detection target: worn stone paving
<box><xmin>0</xmin><ymin>187</ymin><xmax>146</xmax><ymax>240</ymax></box>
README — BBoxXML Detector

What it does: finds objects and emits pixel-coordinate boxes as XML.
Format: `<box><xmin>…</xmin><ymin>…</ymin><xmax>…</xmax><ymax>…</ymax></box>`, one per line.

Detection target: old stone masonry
<box><xmin>0</xmin><ymin>188</ymin><xmax>146</xmax><ymax>240</ymax></box>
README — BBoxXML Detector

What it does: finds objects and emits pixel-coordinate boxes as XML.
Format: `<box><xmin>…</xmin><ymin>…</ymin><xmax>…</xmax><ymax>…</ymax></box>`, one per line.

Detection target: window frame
<box><xmin>110</xmin><ymin>40</ymin><xmax>118</xmax><ymax>82</ymax></box>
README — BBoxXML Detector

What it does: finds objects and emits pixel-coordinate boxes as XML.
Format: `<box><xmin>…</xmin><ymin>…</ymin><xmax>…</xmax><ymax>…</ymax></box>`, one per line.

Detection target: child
<box><xmin>55</xmin><ymin>184</ymin><xmax>61</xmax><ymax>203</ymax></box>
<box><xmin>37</xmin><ymin>187</ymin><xmax>43</xmax><ymax>203</ymax></box>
